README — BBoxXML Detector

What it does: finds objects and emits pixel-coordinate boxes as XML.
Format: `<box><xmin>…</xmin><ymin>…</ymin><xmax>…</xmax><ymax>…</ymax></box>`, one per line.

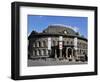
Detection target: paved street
<box><xmin>28</xmin><ymin>58</ymin><xmax>87</xmax><ymax>66</ymax></box>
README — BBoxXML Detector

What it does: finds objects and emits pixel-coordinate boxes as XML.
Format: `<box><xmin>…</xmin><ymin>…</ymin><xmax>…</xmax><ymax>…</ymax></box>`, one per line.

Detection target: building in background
<box><xmin>28</xmin><ymin>24</ymin><xmax>88</xmax><ymax>62</ymax></box>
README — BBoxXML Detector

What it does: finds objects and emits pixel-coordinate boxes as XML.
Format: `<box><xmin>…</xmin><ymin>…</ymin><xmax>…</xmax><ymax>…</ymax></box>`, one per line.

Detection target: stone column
<box><xmin>54</xmin><ymin>48</ymin><xmax>57</xmax><ymax>59</ymax></box>
<box><xmin>74</xmin><ymin>37</ymin><xmax>78</xmax><ymax>59</ymax></box>
<box><xmin>66</xmin><ymin>48</ymin><xmax>68</xmax><ymax>59</ymax></box>
<box><xmin>59</xmin><ymin>49</ymin><xmax>62</xmax><ymax>59</ymax></box>
<box><xmin>59</xmin><ymin>36</ymin><xmax>63</xmax><ymax>59</ymax></box>
<box><xmin>48</xmin><ymin>37</ymin><xmax>51</xmax><ymax>56</ymax></box>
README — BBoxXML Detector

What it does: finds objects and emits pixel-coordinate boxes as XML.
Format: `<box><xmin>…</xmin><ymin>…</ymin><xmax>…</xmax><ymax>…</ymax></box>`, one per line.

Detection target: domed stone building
<box><xmin>28</xmin><ymin>24</ymin><xmax>88</xmax><ymax>62</ymax></box>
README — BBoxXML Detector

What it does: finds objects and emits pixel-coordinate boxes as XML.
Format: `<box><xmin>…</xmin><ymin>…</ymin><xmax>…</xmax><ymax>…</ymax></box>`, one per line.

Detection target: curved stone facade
<box><xmin>28</xmin><ymin>25</ymin><xmax>88</xmax><ymax>61</ymax></box>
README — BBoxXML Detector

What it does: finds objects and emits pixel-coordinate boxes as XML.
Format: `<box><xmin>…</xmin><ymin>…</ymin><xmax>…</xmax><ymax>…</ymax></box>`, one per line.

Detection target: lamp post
<box><xmin>59</xmin><ymin>36</ymin><xmax>63</xmax><ymax>59</ymax></box>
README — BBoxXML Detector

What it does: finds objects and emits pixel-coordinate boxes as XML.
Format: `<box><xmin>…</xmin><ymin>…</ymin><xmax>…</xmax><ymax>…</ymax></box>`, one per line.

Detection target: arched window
<box><xmin>39</xmin><ymin>41</ymin><xmax>41</xmax><ymax>47</ymax></box>
<box><xmin>35</xmin><ymin>42</ymin><xmax>37</xmax><ymax>47</ymax></box>
<box><xmin>37</xmin><ymin>50</ymin><xmax>39</xmax><ymax>56</ymax></box>
<box><xmin>37</xmin><ymin>42</ymin><xmax>38</xmax><ymax>47</ymax></box>
<box><xmin>63</xmin><ymin>41</ymin><xmax>65</xmax><ymax>45</ymax></box>
<box><xmin>67</xmin><ymin>41</ymin><xmax>69</xmax><ymax>45</ymax></box>
<box><xmin>71</xmin><ymin>41</ymin><xmax>73</xmax><ymax>45</ymax></box>
<box><xmin>77</xmin><ymin>49</ymin><xmax>79</xmax><ymax>55</ymax></box>
<box><xmin>43</xmin><ymin>41</ymin><xmax>46</xmax><ymax>47</ymax></box>
<box><xmin>41</xmin><ymin>50</ymin><xmax>43</xmax><ymax>56</ymax></box>
<box><xmin>33</xmin><ymin>43</ymin><xmax>35</xmax><ymax>47</ymax></box>
<box><xmin>43</xmin><ymin>49</ymin><xmax>46</xmax><ymax>55</ymax></box>
<box><xmin>68</xmin><ymin>48</ymin><xmax>72</xmax><ymax>57</ymax></box>
<box><xmin>35</xmin><ymin>50</ymin><xmax>37</xmax><ymax>56</ymax></box>
<box><xmin>86</xmin><ymin>44</ymin><xmax>87</xmax><ymax>49</ymax></box>
<box><xmin>77</xmin><ymin>42</ymin><xmax>79</xmax><ymax>48</ymax></box>
<box><xmin>33</xmin><ymin>50</ymin><xmax>35</xmax><ymax>56</ymax></box>
<box><xmin>79</xmin><ymin>43</ymin><xmax>81</xmax><ymax>48</ymax></box>
<box><xmin>81</xmin><ymin>43</ymin><xmax>83</xmax><ymax>48</ymax></box>
<box><xmin>36</xmin><ymin>50</ymin><xmax>39</xmax><ymax>56</ymax></box>
<box><xmin>83</xmin><ymin>44</ymin><xmax>85</xmax><ymax>48</ymax></box>
<box><xmin>41</xmin><ymin>41</ymin><xmax>43</xmax><ymax>47</ymax></box>
<box><xmin>53</xmin><ymin>40</ymin><xmax>55</xmax><ymax>46</ymax></box>
<box><xmin>80</xmin><ymin>50</ymin><xmax>82</xmax><ymax>54</ymax></box>
<box><xmin>39</xmin><ymin>50</ymin><xmax>41</xmax><ymax>56</ymax></box>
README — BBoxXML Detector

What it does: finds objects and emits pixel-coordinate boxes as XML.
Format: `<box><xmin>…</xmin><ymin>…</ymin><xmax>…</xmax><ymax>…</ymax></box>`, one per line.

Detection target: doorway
<box><xmin>68</xmin><ymin>48</ymin><xmax>73</xmax><ymax>58</ymax></box>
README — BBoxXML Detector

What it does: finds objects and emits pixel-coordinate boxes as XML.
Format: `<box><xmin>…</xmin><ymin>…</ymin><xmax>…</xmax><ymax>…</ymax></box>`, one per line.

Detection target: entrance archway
<box><xmin>67</xmin><ymin>48</ymin><xmax>73</xmax><ymax>58</ymax></box>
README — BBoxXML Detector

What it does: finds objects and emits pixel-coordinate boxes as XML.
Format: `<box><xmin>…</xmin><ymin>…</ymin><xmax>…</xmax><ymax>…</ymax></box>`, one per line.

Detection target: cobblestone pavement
<box><xmin>28</xmin><ymin>58</ymin><xmax>87</xmax><ymax>66</ymax></box>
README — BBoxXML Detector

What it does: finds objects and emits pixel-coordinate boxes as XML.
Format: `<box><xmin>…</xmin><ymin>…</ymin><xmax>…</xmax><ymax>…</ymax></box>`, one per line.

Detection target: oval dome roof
<box><xmin>43</xmin><ymin>24</ymin><xmax>77</xmax><ymax>35</ymax></box>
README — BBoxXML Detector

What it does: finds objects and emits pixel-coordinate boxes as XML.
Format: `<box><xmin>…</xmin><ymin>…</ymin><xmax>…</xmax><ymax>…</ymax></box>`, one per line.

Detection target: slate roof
<box><xmin>43</xmin><ymin>24</ymin><xmax>77</xmax><ymax>35</ymax></box>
